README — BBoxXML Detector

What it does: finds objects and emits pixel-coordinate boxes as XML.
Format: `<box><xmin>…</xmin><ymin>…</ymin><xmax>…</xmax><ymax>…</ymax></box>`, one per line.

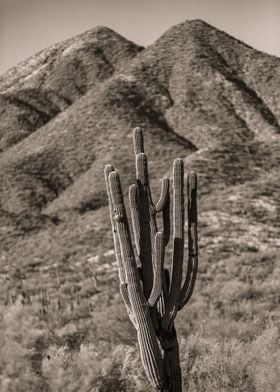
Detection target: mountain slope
<box><xmin>0</xmin><ymin>27</ymin><xmax>143</xmax><ymax>150</ymax></box>
<box><xmin>0</xmin><ymin>19</ymin><xmax>279</xmax><ymax>319</ymax></box>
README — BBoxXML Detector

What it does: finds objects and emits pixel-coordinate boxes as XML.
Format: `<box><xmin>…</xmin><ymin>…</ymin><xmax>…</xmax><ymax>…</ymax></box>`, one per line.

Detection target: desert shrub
<box><xmin>42</xmin><ymin>343</ymin><xmax>104</xmax><ymax>392</ymax></box>
<box><xmin>181</xmin><ymin>334</ymin><xmax>255</xmax><ymax>392</ymax></box>
<box><xmin>250</xmin><ymin>326</ymin><xmax>280</xmax><ymax>392</ymax></box>
<box><xmin>94</xmin><ymin>345</ymin><xmax>143</xmax><ymax>392</ymax></box>
<box><xmin>0</xmin><ymin>298</ymin><xmax>42</xmax><ymax>392</ymax></box>
<box><xmin>1</xmin><ymin>284</ymin><xmax>279</xmax><ymax>392</ymax></box>
<box><xmin>180</xmin><ymin>322</ymin><xmax>280</xmax><ymax>392</ymax></box>
<box><xmin>42</xmin><ymin>343</ymin><xmax>149</xmax><ymax>392</ymax></box>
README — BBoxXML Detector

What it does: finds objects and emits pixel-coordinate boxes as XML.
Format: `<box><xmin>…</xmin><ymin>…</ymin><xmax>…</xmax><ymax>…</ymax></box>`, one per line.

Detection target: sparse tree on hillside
<box><xmin>104</xmin><ymin>127</ymin><xmax>198</xmax><ymax>391</ymax></box>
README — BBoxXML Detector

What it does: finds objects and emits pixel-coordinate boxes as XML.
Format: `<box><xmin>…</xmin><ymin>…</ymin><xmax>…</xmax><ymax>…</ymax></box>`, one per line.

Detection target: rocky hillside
<box><xmin>0</xmin><ymin>26</ymin><xmax>143</xmax><ymax>151</ymax></box>
<box><xmin>0</xmin><ymin>19</ymin><xmax>279</xmax><ymax>308</ymax></box>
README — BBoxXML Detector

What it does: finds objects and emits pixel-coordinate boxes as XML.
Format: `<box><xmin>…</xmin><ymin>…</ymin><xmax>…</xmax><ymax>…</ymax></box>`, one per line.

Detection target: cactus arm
<box><xmin>156</xmin><ymin>177</ymin><xmax>170</xmax><ymax>246</ymax></box>
<box><xmin>162</xmin><ymin>159</ymin><xmax>185</xmax><ymax>330</ymax></box>
<box><xmin>108</xmin><ymin>171</ymin><xmax>141</xmax><ymax>290</ymax></box>
<box><xmin>162</xmin><ymin>269</ymin><xmax>170</xmax><ymax>297</ymax></box>
<box><xmin>162</xmin><ymin>190</ymin><xmax>171</xmax><ymax>246</ymax></box>
<box><xmin>129</xmin><ymin>184</ymin><xmax>141</xmax><ymax>256</ymax></box>
<box><xmin>133</xmin><ymin>127</ymin><xmax>145</xmax><ymax>154</ymax></box>
<box><xmin>133</xmin><ymin>128</ymin><xmax>157</xmax><ymax>237</ymax></box>
<box><xmin>106</xmin><ymin>167</ymin><xmax>138</xmax><ymax>323</ymax></box>
<box><xmin>136</xmin><ymin>152</ymin><xmax>158</xmax><ymax>236</ymax></box>
<box><xmin>179</xmin><ymin>171</ymin><xmax>198</xmax><ymax>309</ymax></box>
<box><xmin>156</xmin><ymin>177</ymin><xmax>170</xmax><ymax>212</ymax></box>
<box><xmin>109</xmin><ymin>170</ymin><xmax>168</xmax><ymax>390</ymax></box>
<box><xmin>135</xmin><ymin>152</ymin><xmax>155</xmax><ymax>297</ymax></box>
<box><xmin>104</xmin><ymin>165</ymin><xmax>126</xmax><ymax>283</ymax></box>
<box><xmin>148</xmin><ymin>232</ymin><xmax>165</xmax><ymax>307</ymax></box>
<box><xmin>178</xmin><ymin>258</ymin><xmax>198</xmax><ymax>310</ymax></box>
<box><xmin>162</xmin><ymin>207</ymin><xmax>170</xmax><ymax>247</ymax></box>
<box><xmin>136</xmin><ymin>152</ymin><xmax>149</xmax><ymax>188</ymax></box>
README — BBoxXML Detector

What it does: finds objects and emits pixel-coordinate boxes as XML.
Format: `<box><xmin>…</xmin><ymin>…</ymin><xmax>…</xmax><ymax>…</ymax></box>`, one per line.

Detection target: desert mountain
<box><xmin>0</xmin><ymin>19</ymin><xmax>279</xmax><ymax>306</ymax></box>
<box><xmin>0</xmin><ymin>26</ymin><xmax>143</xmax><ymax>150</ymax></box>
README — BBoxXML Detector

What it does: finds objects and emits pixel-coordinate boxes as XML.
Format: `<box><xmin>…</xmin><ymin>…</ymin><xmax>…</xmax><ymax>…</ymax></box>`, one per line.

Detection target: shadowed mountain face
<box><xmin>0</xmin><ymin>20</ymin><xmax>279</xmax><ymax>299</ymax></box>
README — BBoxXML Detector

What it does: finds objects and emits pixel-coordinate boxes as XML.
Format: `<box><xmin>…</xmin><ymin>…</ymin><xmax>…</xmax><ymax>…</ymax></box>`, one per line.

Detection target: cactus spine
<box><xmin>104</xmin><ymin>127</ymin><xmax>198</xmax><ymax>391</ymax></box>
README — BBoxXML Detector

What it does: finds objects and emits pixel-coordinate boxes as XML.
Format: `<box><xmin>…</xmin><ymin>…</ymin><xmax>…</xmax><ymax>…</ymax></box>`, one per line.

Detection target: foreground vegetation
<box><xmin>0</xmin><ymin>248</ymin><xmax>279</xmax><ymax>391</ymax></box>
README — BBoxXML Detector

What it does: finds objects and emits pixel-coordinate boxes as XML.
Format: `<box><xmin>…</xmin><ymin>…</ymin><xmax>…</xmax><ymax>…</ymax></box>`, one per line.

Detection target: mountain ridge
<box><xmin>0</xmin><ymin>26</ymin><xmax>143</xmax><ymax>151</ymax></box>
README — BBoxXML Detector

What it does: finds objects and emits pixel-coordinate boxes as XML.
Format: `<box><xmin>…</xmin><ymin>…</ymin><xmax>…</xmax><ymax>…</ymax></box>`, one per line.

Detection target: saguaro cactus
<box><xmin>104</xmin><ymin>127</ymin><xmax>198</xmax><ymax>391</ymax></box>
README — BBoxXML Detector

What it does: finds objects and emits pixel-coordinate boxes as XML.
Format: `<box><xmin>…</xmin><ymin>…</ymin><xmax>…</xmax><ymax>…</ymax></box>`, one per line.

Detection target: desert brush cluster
<box><xmin>0</xmin><ymin>238</ymin><xmax>279</xmax><ymax>392</ymax></box>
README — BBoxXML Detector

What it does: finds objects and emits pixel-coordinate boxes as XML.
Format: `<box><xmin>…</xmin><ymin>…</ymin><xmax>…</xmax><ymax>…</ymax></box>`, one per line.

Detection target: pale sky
<box><xmin>0</xmin><ymin>0</ymin><xmax>279</xmax><ymax>75</ymax></box>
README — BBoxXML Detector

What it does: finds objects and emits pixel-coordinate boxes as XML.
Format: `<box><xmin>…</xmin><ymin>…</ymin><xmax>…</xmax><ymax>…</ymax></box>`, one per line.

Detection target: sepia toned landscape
<box><xmin>0</xmin><ymin>19</ymin><xmax>279</xmax><ymax>391</ymax></box>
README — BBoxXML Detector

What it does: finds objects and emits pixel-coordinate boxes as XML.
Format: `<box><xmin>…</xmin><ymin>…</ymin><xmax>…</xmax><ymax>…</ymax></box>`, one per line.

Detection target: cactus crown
<box><xmin>104</xmin><ymin>127</ymin><xmax>198</xmax><ymax>391</ymax></box>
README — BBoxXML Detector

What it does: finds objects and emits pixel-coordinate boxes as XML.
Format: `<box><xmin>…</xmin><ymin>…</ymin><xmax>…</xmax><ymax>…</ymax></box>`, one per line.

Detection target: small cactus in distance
<box><xmin>104</xmin><ymin>127</ymin><xmax>198</xmax><ymax>391</ymax></box>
